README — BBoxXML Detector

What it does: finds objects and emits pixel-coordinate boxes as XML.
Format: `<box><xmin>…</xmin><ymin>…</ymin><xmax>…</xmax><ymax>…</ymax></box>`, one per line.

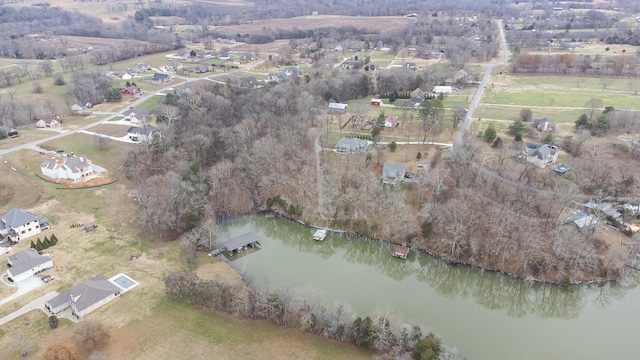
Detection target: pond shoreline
<box><xmin>217</xmin><ymin>210</ymin><xmax>615</xmax><ymax>286</ymax></box>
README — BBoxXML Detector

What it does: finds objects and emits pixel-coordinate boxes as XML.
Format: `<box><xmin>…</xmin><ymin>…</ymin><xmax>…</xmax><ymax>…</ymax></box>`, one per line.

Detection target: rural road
<box><xmin>454</xmin><ymin>19</ymin><xmax>509</xmax><ymax>149</ymax></box>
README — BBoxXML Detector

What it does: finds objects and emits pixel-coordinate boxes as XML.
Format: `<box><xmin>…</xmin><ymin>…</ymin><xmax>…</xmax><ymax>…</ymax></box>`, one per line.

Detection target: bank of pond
<box><xmin>215</xmin><ymin>215</ymin><xmax>640</xmax><ymax>360</ymax></box>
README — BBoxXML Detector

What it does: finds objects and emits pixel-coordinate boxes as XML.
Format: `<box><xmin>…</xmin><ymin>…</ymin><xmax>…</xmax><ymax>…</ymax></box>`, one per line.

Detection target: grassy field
<box><xmin>477</xmin><ymin>74</ymin><xmax>640</xmax><ymax>123</ymax></box>
<box><xmin>87</xmin><ymin>124</ymin><xmax>130</xmax><ymax>137</ymax></box>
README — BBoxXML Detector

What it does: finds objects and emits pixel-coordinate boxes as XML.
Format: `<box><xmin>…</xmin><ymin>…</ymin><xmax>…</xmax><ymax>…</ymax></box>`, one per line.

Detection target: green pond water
<box><xmin>221</xmin><ymin>215</ymin><xmax>640</xmax><ymax>360</ymax></box>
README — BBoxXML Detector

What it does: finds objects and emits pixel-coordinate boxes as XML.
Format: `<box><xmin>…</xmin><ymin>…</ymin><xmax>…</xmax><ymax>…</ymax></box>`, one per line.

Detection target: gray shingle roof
<box><xmin>7</xmin><ymin>248</ymin><xmax>52</xmax><ymax>278</ymax></box>
<box><xmin>68</xmin><ymin>274</ymin><xmax>120</xmax><ymax>313</ymax></box>
<box><xmin>382</xmin><ymin>163</ymin><xmax>406</xmax><ymax>178</ymax></box>
<box><xmin>0</xmin><ymin>208</ymin><xmax>38</xmax><ymax>230</ymax></box>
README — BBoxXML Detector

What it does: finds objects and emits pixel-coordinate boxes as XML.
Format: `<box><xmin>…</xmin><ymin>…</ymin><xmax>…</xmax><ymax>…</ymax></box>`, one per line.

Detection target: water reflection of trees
<box><xmin>225</xmin><ymin>215</ymin><xmax>640</xmax><ymax>319</ymax></box>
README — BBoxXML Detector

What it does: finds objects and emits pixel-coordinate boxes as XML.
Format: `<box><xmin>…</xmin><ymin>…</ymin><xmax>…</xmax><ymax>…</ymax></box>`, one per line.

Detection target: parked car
<box><xmin>41</xmin><ymin>275</ymin><xmax>54</xmax><ymax>283</ymax></box>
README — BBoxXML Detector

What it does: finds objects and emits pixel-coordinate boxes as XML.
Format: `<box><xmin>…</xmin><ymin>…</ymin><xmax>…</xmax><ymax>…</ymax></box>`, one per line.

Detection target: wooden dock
<box><xmin>312</xmin><ymin>229</ymin><xmax>327</xmax><ymax>241</ymax></box>
<box><xmin>393</xmin><ymin>245</ymin><xmax>409</xmax><ymax>259</ymax></box>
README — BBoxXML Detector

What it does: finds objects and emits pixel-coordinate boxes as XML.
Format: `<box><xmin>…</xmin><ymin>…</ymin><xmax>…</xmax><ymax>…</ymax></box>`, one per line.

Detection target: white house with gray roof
<box><xmin>0</xmin><ymin>208</ymin><xmax>48</xmax><ymax>242</ymax></box>
<box><xmin>123</xmin><ymin>108</ymin><xmax>151</xmax><ymax>124</ymax></box>
<box><xmin>46</xmin><ymin>274</ymin><xmax>122</xmax><ymax>318</ymax></box>
<box><xmin>335</xmin><ymin>138</ymin><xmax>369</xmax><ymax>154</ymax></box>
<box><xmin>40</xmin><ymin>156</ymin><xmax>105</xmax><ymax>182</ymax></box>
<box><xmin>524</xmin><ymin>144</ymin><xmax>559</xmax><ymax>168</ymax></box>
<box><xmin>382</xmin><ymin>163</ymin><xmax>406</xmax><ymax>185</ymax></box>
<box><xmin>6</xmin><ymin>248</ymin><xmax>53</xmax><ymax>282</ymax></box>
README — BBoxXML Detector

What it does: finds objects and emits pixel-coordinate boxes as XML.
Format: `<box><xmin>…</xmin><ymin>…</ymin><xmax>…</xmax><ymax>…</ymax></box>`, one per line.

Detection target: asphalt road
<box><xmin>454</xmin><ymin>19</ymin><xmax>509</xmax><ymax>149</ymax></box>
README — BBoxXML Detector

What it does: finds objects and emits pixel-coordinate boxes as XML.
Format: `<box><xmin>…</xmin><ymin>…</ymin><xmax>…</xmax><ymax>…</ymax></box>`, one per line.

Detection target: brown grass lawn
<box><xmin>0</xmin><ymin>141</ymin><xmax>372</xmax><ymax>359</ymax></box>
<box><xmin>215</xmin><ymin>15</ymin><xmax>414</xmax><ymax>35</ymax></box>
<box><xmin>87</xmin><ymin>124</ymin><xmax>131</xmax><ymax>138</ymax></box>
<box><xmin>0</xmin><ymin>129</ymin><xmax>59</xmax><ymax>151</ymax></box>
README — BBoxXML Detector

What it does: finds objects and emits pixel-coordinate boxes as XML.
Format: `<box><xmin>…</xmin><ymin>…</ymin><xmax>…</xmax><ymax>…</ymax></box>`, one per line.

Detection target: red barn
<box><xmin>370</xmin><ymin>98</ymin><xmax>382</xmax><ymax>106</ymax></box>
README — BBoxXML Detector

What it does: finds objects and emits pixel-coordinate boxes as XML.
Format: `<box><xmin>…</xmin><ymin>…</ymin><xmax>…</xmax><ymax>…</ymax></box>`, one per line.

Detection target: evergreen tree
<box><xmin>30</xmin><ymin>240</ymin><xmax>36</xmax><ymax>249</ymax></box>
<box><xmin>43</xmin><ymin>237</ymin><xmax>51</xmax><ymax>249</ymax></box>
<box><xmin>575</xmin><ymin>113</ymin><xmax>590</xmax><ymax>129</ymax></box>
<box><xmin>36</xmin><ymin>239</ymin><xmax>44</xmax><ymax>251</ymax></box>
<box><xmin>389</xmin><ymin>141</ymin><xmax>397</xmax><ymax>152</ymax></box>
<box><xmin>105</xmin><ymin>88</ymin><xmax>122</xmax><ymax>102</ymax></box>
<box><xmin>50</xmin><ymin>234</ymin><xmax>58</xmax><ymax>245</ymax></box>
<box><xmin>484</xmin><ymin>125</ymin><xmax>497</xmax><ymax>142</ymax></box>
<box><xmin>508</xmin><ymin>119</ymin><xmax>528</xmax><ymax>136</ymax></box>
<box><xmin>492</xmin><ymin>137</ymin><xmax>503</xmax><ymax>148</ymax></box>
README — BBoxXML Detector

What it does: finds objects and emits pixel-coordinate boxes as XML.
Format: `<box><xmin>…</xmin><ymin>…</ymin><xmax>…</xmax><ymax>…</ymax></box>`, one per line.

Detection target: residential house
<box><xmin>45</xmin><ymin>274</ymin><xmax>121</xmax><ymax>318</ymax></box>
<box><xmin>422</xmin><ymin>49</ymin><xmax>441</xmax><ymax>58</ymax></box>
<box><xmin>404</xmin><ymin>62</ymin><xmax>417</xmax><ymax>70</ymax></box>
<box><xmin>407</xmin><ymin>45</ymin><xmax>419</xmax><ymax>52</ymax></box>
<box><xmin>192</xmin><ymin>64</ymin><xmax>214</xmax><ymax>74</ymax></box>
<box><xmin>101</xmin><ymin>71</ymin><xmax>114</xmax><ymax>77</ymax></box>
<box><xmin>120</xmin><ymin>71</ymin><xmax>135</xmax><ymax>80</ymax></box>
<box><xmin>532</xmin><ymin>118</ymin><xmax>556</xmax><ymax>132</ymax></box>
<box><xmin>120</xmin><ymin>86</ymin><xmax>139</xmax><ymax>96</ymax></box>
<box><xmin>433</xmin><ymin>86</ymin><xmax>453</xmax><ymax>94</ymax></box>
<box><xmin>40</xmin><ymin>156</ymin><xmax>104</xmax><ymax>182</ymax></box>
<box><xmin>165</xmin><ymin>60</ymin><xmax>183</xmax><ymax>71</ymax></box>
<box><xmin>127</xmin><ymin>125</ymin><xmax>158</xmax><ymax>143</ymax></box>
<box><xmin>267</xmin><ymin>72</ymin><xmax>289</xmax><ymax>83</ymax></box>
<box><xmin>410</xmin><ymin>88</ymin><xmax>425</xmax><ymax>100</ymax></box>
<box><xmin>335</xmin><ymin>138</ymin><xmax>369</xmax><ymax>154</ymax></box>
<box><xmin>123</xmin><ymin>108</ymin><xmax>151</xmax><ymax>124</ymax></box>
<box><xmin>328</xmin><ymin>102</ymin><xmax>348</xmax><ymax>114</ymax></box>
<box><xmin>341</xmin><ymin>61</ymin><xmax>360</xmax><ymax>70</ymax></box>
<box><xmin>132</xmin><ymin>63</ymin><xmax>151</xmax><ymax>72</ymax></box>
<box><xmin>585</xmin><ymin>202</ymin><xmax>622</xmax><ymax>220</ymax></box>
<box><xmin>384</xmin><ymin>116</ymin><xmax>399</xmax><ymax>128</ymax></box>
<box><xmin>0</xmin><ymin>125</ymin><xmax>18</xmax><ymax>137</ymax></box>
<box><xmin>449</xmin><ymin>69</ymin><xmax>473</xmax><ymax>84</ymax></box>
<box><xmin>382</xmin><ymin>163</ymin><xmax>406</xmax><ymax>185</ymax></box>
<box><xmin>241</xmin><ymin>53</ymin><xmax>254</xmax><ymax>61</ymax></box>
<box><xmin>6</xmin><ymin>248</ymin><xmax>53</xmax><ymax>282</ymax></box>
<box><xmin>71</xmin><ymin>101</ymin><xmax>92</xmax><ymax>112</ymax></box>
<box><xmin>524</xmin><ymin>144</ymin><xmax>558</xmax><ymax>168</ymax></box>
<box><xmin>151</xmin><ymin>73</ymin><xmax>171</xmax><ymax>84</ymax></box>
<box><xmin>0</xmin><ymin>208</ymin><xmax>49</xmax><ymax>242</ymax></box>
<box><xmin>241</xmin><ymin>76</ymin><xmax>257</xmax><ymax>89</ymax></box>
<box><xmin>36</xmin><ymin>114</ymin><xmax>61</xmax><ymax>128</ymax></box>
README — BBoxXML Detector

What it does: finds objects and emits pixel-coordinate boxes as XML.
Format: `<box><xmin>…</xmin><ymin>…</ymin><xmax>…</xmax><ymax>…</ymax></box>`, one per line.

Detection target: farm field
<box><xmin>214</xmin><ymin>15</ymin><xmax>415</xmax><ymax>35</ymax></box>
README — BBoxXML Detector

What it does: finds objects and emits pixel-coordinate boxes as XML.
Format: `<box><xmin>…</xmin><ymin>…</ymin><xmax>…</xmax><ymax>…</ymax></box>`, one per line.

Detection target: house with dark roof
<box><xmin>123</xmin><ymin>108</ymin><xmax>151</xmax><ymax>124</ymax></box>
<box><xmin>335</xmin><ymin>138</ymin><xmax>369</xmax><ymax>154</ymax></box>
<box><xmin>36</xmin><ymin>114</ymin><xmax>61</xmax><ymax>128</ymax></box>
<box><xmin>532</xmin><ymin>118</ymin><xmax>556</xmax><ymax>132</ymax></box>
<box><xmin>45</xmin><ymin>274</ymin><xmax>122</xmax><ymax>318</ymax></box>
<box><xmin>382</xmin><ymin>163</ymin><xmax>406</xmax><ymax>185</ymax></box>
<box><xmin>0</xmin><ymin>208</ymin><xmax>48</xmax><ymax>242</ymax></box>
<box><xmin>151</xmin><ymin>73</ymin><xmax>171</xmax><ymax>84</ymax></box>
<box><xmin>127</xmin><ymin>125</ymin><xmax>158</xmax><ymax>143</ymax></box>
<box><xmin>0</xmin><ymin>125</ymin><xmax>18</xmax><ymax>138</ymax></box>
<box><xmin>6</xmin><ymin>248</ymin><xmax>53</xmax><ymax>282</ymax></box>
<box><xmin>524</xmin><ymin>144</ymin><xmax>559</xmax><ymax>168</ymax></box>
<box><xmin>40</xmin><ymin>156</ymin><xmax>104</xmax><ymax>182</ymax></box>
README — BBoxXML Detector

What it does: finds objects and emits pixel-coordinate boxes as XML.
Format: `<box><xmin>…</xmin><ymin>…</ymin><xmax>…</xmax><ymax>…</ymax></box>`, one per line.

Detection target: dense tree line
<box><xmin>511</xmin><ymin>52</ymin><xmax>640</xmax><ymax>76</ymax></box>
<box><xmin>163</xmin><ymin>270</ymin><xmax>461</xmax><ymax>359</ymax></box>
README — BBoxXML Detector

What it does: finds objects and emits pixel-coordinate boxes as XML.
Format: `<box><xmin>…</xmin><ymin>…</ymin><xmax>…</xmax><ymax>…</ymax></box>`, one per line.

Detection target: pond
<box><xmin>221</xmin><ymin>215</ymin><xmax>640</xmax><ymax>360</ymax></box>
